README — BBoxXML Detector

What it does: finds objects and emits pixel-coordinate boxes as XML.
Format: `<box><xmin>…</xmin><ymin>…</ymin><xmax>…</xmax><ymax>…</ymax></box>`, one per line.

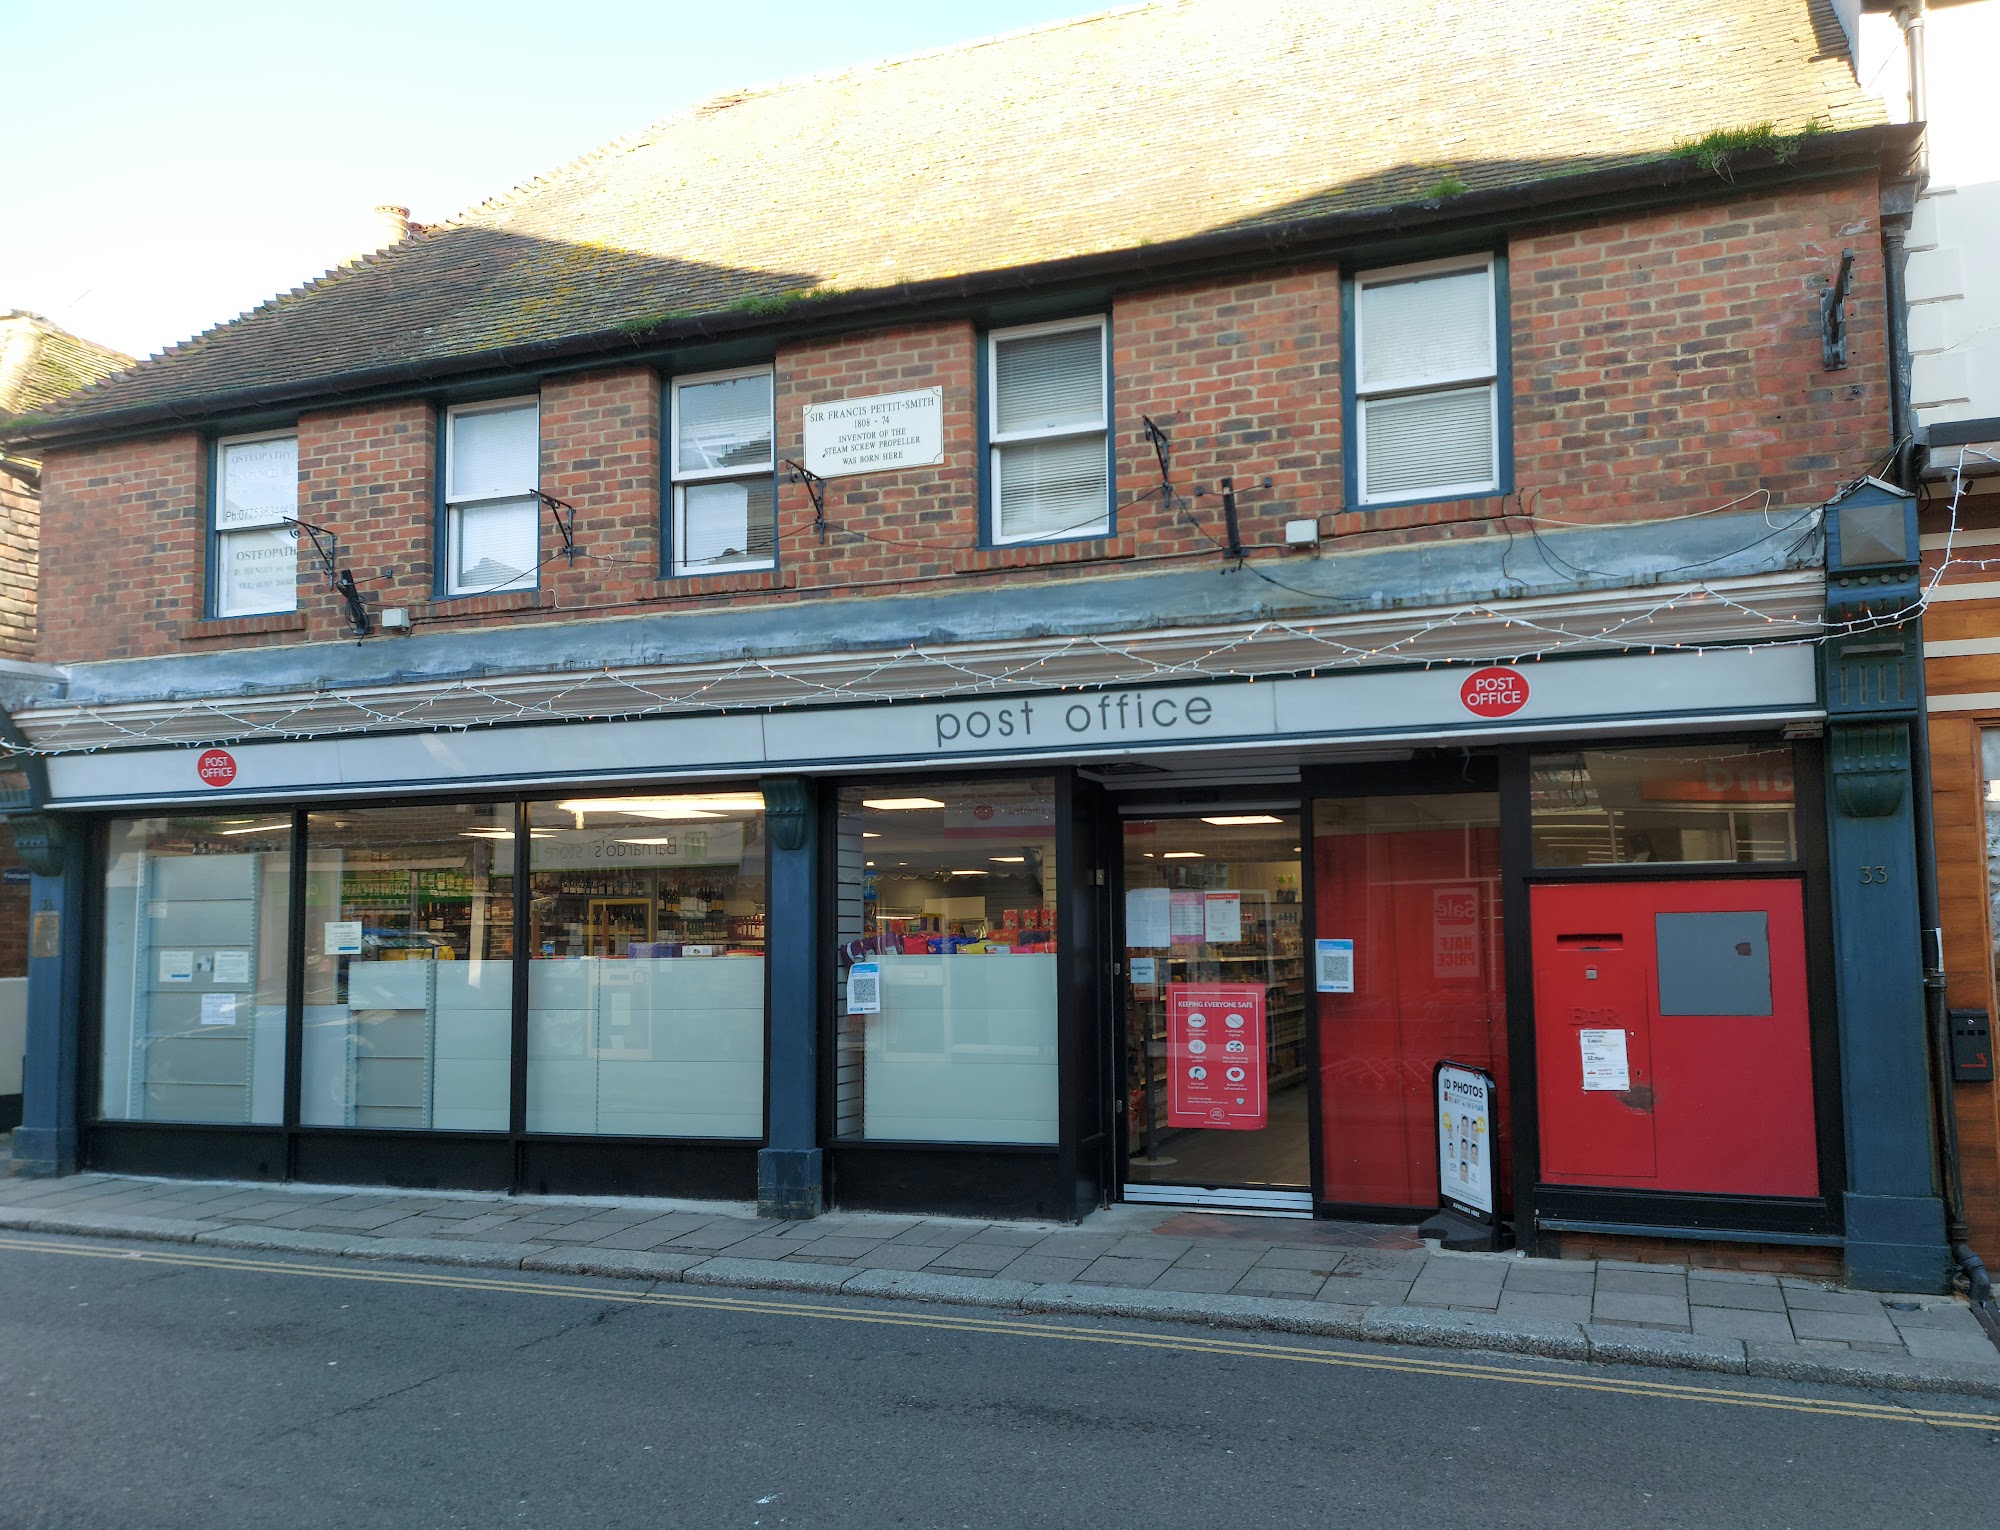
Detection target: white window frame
<box><xmin>668</xmin><ymin>364</ymin><xmax>777</xmax><ymax>577</ymax></box>
<box><xmin>987</xmin><ymin>315</ymin><xmax>1111</xmax><ymax>545</ymax></box>
<box><xmin>211</xmin><ymin>428</ymin><xmax>299</xmax><ymax>619</ymax></box>
<box><xmin>443</xmin><ymin>396</ymin><xmax>541</xmax><ymax>597</ymax></box>
<box><xmin>1353</xmin><ymin>254</ymin><xmax>1501</xmax><ymax>506</ymax></box>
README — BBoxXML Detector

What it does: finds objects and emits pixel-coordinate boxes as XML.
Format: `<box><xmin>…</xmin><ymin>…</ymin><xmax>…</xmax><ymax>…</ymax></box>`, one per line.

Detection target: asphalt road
<box><xmin>0</xmin><ymin>1235</ymin><xmax>1995</xmax><ymax>1530</ymax></box>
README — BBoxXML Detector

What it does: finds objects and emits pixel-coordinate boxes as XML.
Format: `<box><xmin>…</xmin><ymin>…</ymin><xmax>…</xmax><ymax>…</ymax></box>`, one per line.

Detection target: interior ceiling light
<box><xmin>862</xmin><ymin>797</ymin><xmax>946</xmax><ymax>810</ymax></box>
<box><xmin>949</xmin><ymin>869</ymin><xmax>989</xmax><ymax>876</ymax></box>
<box><xmin>616</xmin><ymin>837</ymin><xmax>691</xmax><ymax>846</ymax></box>
<box><xmin>1200</xmin><ymin>815</ymin><xmax>1283</xmax><ymax>825</ymax></box>
<box><xmin>863</xmin><ymin>832</ymin><xmax>881</xmax><ymax>839</ymax></box>
<box><xmin>220</xmin><ymin>821</ymin><xmax>290</xmax><ymax>835</ymax></box>
<box><xmin>990</xmin><ymin>855</ymin><xmax>1027</xmax><ymax>863</ymax></box>
<box><xmin>555</xmin><ymin>794</ymin><xmax>764</xmax><ymax>819</ymax></box>
<box><xmin>1162</xmin><ymin>851</ymin><xmax>1205</xmax><ymax>859</ymax></box>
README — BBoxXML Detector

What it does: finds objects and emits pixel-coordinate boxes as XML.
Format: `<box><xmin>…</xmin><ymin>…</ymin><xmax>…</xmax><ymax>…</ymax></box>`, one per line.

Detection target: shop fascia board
<box><xmin>34</xmin><ymin>506</ymin><xmax>1820</xmax><ymax>718</ymax></box>
<box><xmin>15</xmin><ymin>569</ymin><xmax>1825</xmax><ymax>756</ymax></box>
<box><xmin>40</xmin><ymin>645</ymin><xmax>1821</xmax><ymax>808</ymax></box>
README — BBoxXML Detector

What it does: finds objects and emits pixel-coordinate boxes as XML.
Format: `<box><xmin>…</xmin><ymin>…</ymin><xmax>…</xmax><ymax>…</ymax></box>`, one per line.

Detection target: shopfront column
<box><xmin>760</xmin><ymin>777</ymin><xmax>824</xmax><ymax>1217</ymax></box>
<box><xmin>1821</xmin><ymin>482</ymin><xmax>1950</xmax><ymax>1292</ymax></box>
<box><xmin>10</xmin><ymin>813</ymin><xmax>84</xmax><ymax>1176</ymax></box>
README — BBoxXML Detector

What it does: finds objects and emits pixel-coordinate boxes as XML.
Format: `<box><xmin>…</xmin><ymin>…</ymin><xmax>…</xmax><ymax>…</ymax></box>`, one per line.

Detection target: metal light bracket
<box><xmin>537</xmin><ymin>490</ymin><xmax>578</xmax><ymax>565</ymax></box>
<box><xmin>282</xmin><ymin>517</ymin><xmax>341</xmax><ymax>586</ymax></box>
<box><xmin>1821</xmin><ymin>247</ymin><xmax>1855</xmax><ymax>371</ymax></box>
<box><xmin>784</xmin><ymin>460</ymin><xmax>828</xmax><ymax>541</ymax></box>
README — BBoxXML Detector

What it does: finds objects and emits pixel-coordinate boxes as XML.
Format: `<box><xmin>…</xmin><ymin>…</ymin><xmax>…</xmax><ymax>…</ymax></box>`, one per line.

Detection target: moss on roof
<box><xmin>27</xmin><ymin>0</ymin><xmax>1882</xmax><ymax>432</ymax></box>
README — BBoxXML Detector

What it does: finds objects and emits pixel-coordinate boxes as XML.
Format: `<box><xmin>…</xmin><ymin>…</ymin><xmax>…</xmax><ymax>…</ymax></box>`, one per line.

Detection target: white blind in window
<box><xmin>677</xmin><ymin>374</ymin><xmax>774</xmax><ymax>475</ymax></box>
<box><xmin>678</xmin><ymin>477</ymin><xmax>776</xmax><ymax>570</ymax></box>
<box><xmin>217</xmin><ymin>437</ymin><xmax>297</xmax><ymax>530</ymax></box>
<box><xmin>996</xmin><ymin>435</ymin><xmax>1108</xmax><ymax>540</ymax></box>
<box><xmin>994</xmin><ymin>327</ymin><xmax>1103</xmax><ymax>436</ymax></box>
<box><xmin>453</xmin><ymin>498</ymin><xmax>539</xmax><ymax>592</ymax></box>
<box><xmin>1358</xmin><ymin>267</ymin><xmax>1493</xmax><ymax>390</ymax></box>
<box><xmin>450</xmin><ymin>405</ymin><xmax>538</xmax><ymax>502</ymax></box>
<box><xmin>216</xmin><ymin>526</ymin><xmax>298</xmax><ymax>616</ymax></box>
<box><xmin>1362</xmin><ymin>387</ymin><xmax>1495</xmax><ymax>500</ymax></box>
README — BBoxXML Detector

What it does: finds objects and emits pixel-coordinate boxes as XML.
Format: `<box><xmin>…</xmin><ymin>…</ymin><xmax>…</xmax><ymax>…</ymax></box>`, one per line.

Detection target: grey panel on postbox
<box><xmin>1655</xmin><ymin>911</ymin><xmax>1772</xmax><ymax>1016</ymax></box>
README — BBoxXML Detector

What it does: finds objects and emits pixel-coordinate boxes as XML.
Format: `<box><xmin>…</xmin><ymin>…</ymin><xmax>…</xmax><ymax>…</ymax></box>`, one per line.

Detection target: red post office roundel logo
<box><xmin>196</xmin><ymin>748</ymin><xmax>238</xmax><ymax>787</ymax></box>
<box><xmin>1459</xmin><ymin>666</ymin><xmax>1530</xmax><ymax>719</ymax></box>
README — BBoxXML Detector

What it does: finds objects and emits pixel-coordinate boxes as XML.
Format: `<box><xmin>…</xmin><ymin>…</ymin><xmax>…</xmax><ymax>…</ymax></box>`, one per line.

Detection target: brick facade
<box><xmin>32</xmin><ymin>177</ymin><xmax>1889</xmax><ymax>665</ymax></box>
<box><xmin>0</xmin><ymin>472</ymin><xmax>37</xmax><ymax>660</ymax></box>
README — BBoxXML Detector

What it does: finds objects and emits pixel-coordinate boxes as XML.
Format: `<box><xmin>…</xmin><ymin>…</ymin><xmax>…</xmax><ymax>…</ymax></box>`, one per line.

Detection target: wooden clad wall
<box><xmin>1921</xmin><ymin>477</ymin><xmax>2000</xmax><ymax>1266</ymax></box>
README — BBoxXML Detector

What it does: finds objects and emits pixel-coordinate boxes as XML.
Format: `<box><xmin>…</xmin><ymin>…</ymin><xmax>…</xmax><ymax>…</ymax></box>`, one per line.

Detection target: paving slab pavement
<box><xmin>3</xmin><ymin>1150</ymin><xmax>1995</xmax><ymax>1398</ymax></box>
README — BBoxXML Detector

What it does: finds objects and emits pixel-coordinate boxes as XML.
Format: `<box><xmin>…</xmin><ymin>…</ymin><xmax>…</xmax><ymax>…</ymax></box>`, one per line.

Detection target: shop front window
<box><xmin>833</xmin><ymin>778</ymin><xmax>1059</xmax><ymax>1144</ymax></box>
<box><xmin>1314</xmin><ymin>794</ymin><xmax>1504</xmax><ymax>1208</ymax></box>
<box><xmin>524</xmin><ymin>792</ymin><xmax>766</xmax><ymax>1137</ymax></box>
<box><xmin>99</xmin><ymin>812</ymin><xmax>292</xmax><ymax>1120</ymax></box>
<box><xmin>98</xmin><ymin>815</ymin><xmax>291</xmax><ymax>1124</ymax></box>
<box><xmin>299</xmin><ymin>805</ymin><xmax>514</xmax><ymax>1130</ymax></box>
<box><xmin>1530</xmin><ymin>744</ymin><xmax>1797</xmax><ymax>866</ymax></box>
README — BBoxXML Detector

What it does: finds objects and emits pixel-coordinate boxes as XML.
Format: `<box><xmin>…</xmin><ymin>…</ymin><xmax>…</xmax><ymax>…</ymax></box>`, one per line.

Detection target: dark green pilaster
<box><xmin>758</xmin><ymin>777</ymin><xmax>824</xmax><ymax>1218</ymax></box>
<box><xmin>10</xmin><ymin>813</ymin><xmax>84</xmax><ymax>1177</ymax></box>
<box><xmin>1820</xmin><ymin>482</ymin><xmax>1949</xmax><ymax>1291</ymax></box>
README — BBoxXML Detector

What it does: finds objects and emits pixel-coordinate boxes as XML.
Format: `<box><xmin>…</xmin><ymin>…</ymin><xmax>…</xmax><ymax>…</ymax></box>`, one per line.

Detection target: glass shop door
<box><xmin>1119</xmin><ymin>813</ymin><xmax>1312</xmax><ymax>1213</ymax></box>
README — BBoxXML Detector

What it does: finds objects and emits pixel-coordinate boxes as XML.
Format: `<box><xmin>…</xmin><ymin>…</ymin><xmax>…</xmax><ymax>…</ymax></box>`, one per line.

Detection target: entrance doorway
<box><xmin>1119</xmin><ymin>813</ymin><xmax>1311</xmax><ymax>1211</ymax></box>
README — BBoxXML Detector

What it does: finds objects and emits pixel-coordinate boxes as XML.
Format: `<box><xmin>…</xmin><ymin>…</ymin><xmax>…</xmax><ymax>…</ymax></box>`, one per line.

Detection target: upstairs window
<box><xmin>444</xmin><ymin>399</ymin><xmax>540</xmax><ymax>595</ymax></box>
<box><xmin>1353</xmin><ymin>257</ymin><xmax>1500</xmax><ymax>504</ymax></box>
<box><xmin>212</xmin><ymin>432</ymin><xmax>298</xmax><ymax>618</ymax></box>
<box><xmin>670</xmin><ymin>367</ymin><xmax>775</xmax><ymax>576</ymax></box>
<box><xmin>988</xmin><ymin>317</ymin><xmax>1109</xmax><ymax>543</ymax></box>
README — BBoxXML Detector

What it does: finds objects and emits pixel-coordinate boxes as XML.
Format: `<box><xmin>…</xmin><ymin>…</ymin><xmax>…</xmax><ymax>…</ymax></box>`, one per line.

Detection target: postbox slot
<box><xmin>1555</xmin><ymin>932</ymin><xmax>1623</xmax><ymax>950</ymax></box>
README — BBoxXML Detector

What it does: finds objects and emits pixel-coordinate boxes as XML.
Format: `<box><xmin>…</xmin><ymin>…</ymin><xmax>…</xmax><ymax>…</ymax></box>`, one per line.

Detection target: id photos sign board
<box><xmin>1436</xmin><ymin>1062</ymin><xmax>1496</xmax><ymax>1217</ymax></box>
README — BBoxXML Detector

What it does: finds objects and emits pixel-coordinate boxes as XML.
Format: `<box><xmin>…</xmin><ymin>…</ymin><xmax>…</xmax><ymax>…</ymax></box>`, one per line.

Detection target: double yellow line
<box><xmin>5</xmin><ymin>1233</ymin><xmax>1996</xmax><ymax>1432</ymax></box>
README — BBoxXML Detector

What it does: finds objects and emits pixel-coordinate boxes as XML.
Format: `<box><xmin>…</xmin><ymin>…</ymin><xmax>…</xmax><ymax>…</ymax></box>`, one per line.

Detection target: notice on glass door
<box><xmin>1125</xmin><ymin>888</ymin><xmax>1172</xmax><ymax>948</ymax></box>
<box><xmin>1166</xmin><ymin>982</ymin><xmax>1266</xmax><ymax>1130</ymax></box>
<box><xmin>1579</xmin><ymin>1028</ymin><xmax>1630</xmax><ymax>1091</ymax></box>
<box><xmin>1169</xmin><ymin>890</ymin><xmax>1206</xmax><ymax>946</ymax></box>
<box><xmin>1203</xmin><ymin>891</ymin><xmax>1242</xmax><ymax>944</ymax></box>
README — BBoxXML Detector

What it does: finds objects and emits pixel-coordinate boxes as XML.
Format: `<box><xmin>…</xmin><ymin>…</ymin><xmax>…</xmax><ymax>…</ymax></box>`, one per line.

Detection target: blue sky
<box><xmin>10</xmin><ymin>1</ymin><xmax>1099</xmax><ymax>359</ymax></box>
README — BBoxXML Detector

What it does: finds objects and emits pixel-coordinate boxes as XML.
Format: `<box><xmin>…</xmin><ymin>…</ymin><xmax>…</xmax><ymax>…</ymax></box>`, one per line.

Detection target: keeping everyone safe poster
<box><xmin>1166</xmin><ymin>982</ymin><xmax>1266</xmax><ymax>1130</ymax></box>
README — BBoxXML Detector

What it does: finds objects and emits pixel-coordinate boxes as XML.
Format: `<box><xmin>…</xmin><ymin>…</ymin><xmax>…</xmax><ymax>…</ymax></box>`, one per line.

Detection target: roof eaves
<box><xmin>3</xmin><ymin>122</ymin><xmax>1920</xmax><ymax>454</ymax></box>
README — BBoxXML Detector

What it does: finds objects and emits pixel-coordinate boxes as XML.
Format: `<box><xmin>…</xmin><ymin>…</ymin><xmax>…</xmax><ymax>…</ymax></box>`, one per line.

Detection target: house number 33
<box><xmin>1859</xmin><ymin>865</ymin><xmax>1891</xmax><ymax>884</ymax></box>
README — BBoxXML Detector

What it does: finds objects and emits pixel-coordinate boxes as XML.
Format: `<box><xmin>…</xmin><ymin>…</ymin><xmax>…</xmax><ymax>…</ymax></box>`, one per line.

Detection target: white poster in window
<box><xmin>1129</xmin><ymin>956</ymin><xmax>1157</xmax><ymax>985</ymax></box>
<box><xmin>1125</xmin><ymin>888</ymin><xmax>1172</xmax><ymax>948</ymax></box>
<box><xmin>324</xmin><ymin>921</ymin><xmax>364</xmax><ymax>956</ymax></box>
<box><xmin>1169</xmin><ymin>891</ymin><xmax>1206</xmax><ymax>946</ymax></box>
<box><xmin>1579</xmin><ymin>1028</ymin><xmax>1630</xmax><ymax>1091</ymax></box>
<box><xmin>803</xmin><ymin>388</ymin><xmax>944</xmax><ymax>478</ymax></box>
<box><xmin>217</xmin><ymin>526</ymin><xmax>298</xmax><ymax>617</ymax></box>
<box><xmin>216</xmin><ymin>436</ymin><xmax>297</xmax><ymax>529</ymax></box>
<box><xmin>158</xmin><ymin>949</ymin><xmax>194</xmax><ymax>983</ymax></box>
<box><xmin>1203</xmin><ymin>891</ymin><xmax>1242</xmax><ymax>944</ymax></box>
<box><xmin>846</xmin><ymin>960</ymin><xmax>882</xmax><ymax>1015</ymax></box>
<box><xmin>212</xmin><ymin>950</ymin><xmax>252</xmax><ymax>985</ymax></box>
<box><xmin>199</xmin><ymin>992</ymin><xmax>237</xmax><ymax>1027</ymax></box>
<box><xmin>1315</xmin><ymin>938</ymin><xmax>1354</xmax><ymax>993</ymax></box>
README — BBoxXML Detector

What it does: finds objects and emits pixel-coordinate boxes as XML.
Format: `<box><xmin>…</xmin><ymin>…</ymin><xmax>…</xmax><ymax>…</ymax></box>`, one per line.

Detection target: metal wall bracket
<box><xmin>1822</xmin><ymin>247</ymin><xmax>1855</xmax><ymax>371</ymax></box>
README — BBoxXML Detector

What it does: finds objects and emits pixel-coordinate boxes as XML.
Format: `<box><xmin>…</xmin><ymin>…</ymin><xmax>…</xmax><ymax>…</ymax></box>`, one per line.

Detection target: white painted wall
<box><xmin>1862</xmin><ymin>3</ymin><xmax>2000</xmax><ymax>430</ymax></box>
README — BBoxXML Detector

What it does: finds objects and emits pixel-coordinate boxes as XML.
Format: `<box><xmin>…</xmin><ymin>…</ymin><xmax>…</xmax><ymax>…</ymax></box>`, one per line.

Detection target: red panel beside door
<box><xmin>1530</xmin><ymin>880</ymin><xmax>1817</xmax><ymax>1197</ymax></box>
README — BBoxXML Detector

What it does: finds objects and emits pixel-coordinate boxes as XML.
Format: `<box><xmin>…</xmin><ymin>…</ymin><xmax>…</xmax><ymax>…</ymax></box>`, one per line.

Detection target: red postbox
<box><xmin>1530</xmin><ymin>879</ymin><xmax>1817</xmax><ymax>1198</ymax></box>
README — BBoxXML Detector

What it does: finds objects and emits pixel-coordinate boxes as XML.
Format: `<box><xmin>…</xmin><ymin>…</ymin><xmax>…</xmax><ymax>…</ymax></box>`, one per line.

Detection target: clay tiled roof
<box><xmin>21</xmin><ymin>0</ymin><xmax>1882</xmax><ymax>434</ymax></box>
<box><xmin>0</xmin><ymin>312</ymin><xmax>133</xmax><ymax>424</ymax></box>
